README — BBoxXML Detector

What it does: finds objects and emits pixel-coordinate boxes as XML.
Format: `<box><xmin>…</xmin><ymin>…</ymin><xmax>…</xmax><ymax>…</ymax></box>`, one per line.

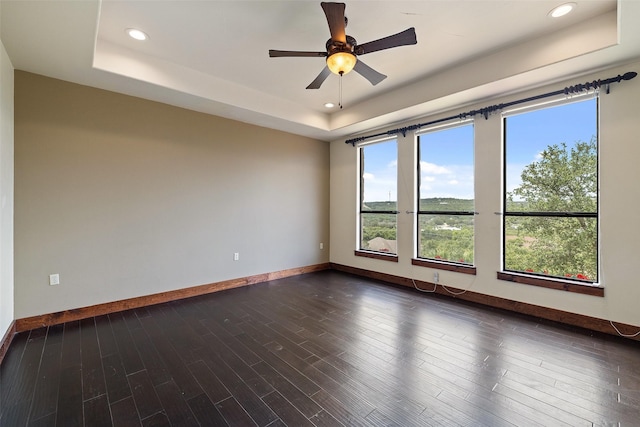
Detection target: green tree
<box><xmin>506</xmin><ymin>137</ymin><xmax>597</xmax><ymax>280</ymax></box>
<box><xmin>420</xmin><ymin>227</ymin><xmax>474</xmax><ymax>264</ymax></box>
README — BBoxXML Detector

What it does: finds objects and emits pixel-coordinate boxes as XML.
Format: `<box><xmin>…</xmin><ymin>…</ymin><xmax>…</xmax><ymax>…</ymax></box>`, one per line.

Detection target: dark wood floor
<box><xmin>1</xmin><ymin>270</ymin><xmax>639</xmax><ymax>426</ymax></box>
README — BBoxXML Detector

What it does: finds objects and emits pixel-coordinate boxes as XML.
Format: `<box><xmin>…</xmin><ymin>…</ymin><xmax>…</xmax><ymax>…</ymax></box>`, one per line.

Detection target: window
<box><xmin>417</xmin><ymin>123</ymin><xmax>475</xmax><ymax>265</ymax></box>
<box><xmin>359</xmin><ymin>139</ymin><xmax>398</xmax><ymax>256</ymax></box>
<box><xmin>503</xmin><ymin>97</ymin><xmax>598</xmax><ymax>284</ymax></box>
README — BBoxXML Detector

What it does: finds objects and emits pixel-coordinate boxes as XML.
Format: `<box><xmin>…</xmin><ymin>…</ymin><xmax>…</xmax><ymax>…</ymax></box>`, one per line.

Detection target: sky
<box><xmin>361</xmin><ymin>97</ymin><xmax>597</xmax><ymax>203</ymax></box>
<box><xmin>419</xmin><ymin>124</ymin><xmax>474</xmax><ymax>200</ymax></box>
<box><xmin>505</xmin><ymin>97</ymin><xmax>597</xmax><ymax>194</ymax></box>
<box><xmin>361</xmin><ymin>140</ymin><xmax>398</xmax><ymax>203</ymax></box>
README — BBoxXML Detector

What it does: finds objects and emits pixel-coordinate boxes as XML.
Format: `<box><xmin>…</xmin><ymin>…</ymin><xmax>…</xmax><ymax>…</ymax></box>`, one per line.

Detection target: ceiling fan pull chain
<box><xmin>339</xmin><ymin>71</ymin><xmax>344</xmax><ymax>109</ymax></box>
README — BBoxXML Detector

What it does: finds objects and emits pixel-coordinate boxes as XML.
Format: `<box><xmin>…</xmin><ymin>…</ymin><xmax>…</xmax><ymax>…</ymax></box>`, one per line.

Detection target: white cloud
<box><xmin>363</xmin><ymin>172</ymin><xmax>375</xmax><ymax>181</ymax></box>
<box><xmin>420</xmin><ymin>161</ymin><xmax>450</xmax><ymax>175</ymax></box>
<box><xmin>419</xmin><ymin>164</ymin><xmax>474</xmax><ymax>199</ymax></box>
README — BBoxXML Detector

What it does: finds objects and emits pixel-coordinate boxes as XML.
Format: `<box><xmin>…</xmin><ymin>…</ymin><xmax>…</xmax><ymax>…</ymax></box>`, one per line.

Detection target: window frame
<box><xmin>499</xmin><ymin>94</ymin><xmax>602</xmax><ymax>295</ymax></box>
<box><xmin>413</xmin><ymin>121</ymin><xmax>476</xmax><ymax>274</ymax></box>
<box><xmin>355</xmin><ymin>137</ymin><xmax>399</xmax><ymax>261</ymax></box>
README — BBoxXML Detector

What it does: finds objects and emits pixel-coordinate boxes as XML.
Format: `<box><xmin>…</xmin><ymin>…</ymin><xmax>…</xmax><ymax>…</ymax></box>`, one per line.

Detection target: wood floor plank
<box><xmin>172</xmin><ymin>300</ymin><xmax>211</xmax><ymax>337</ymax></box>
<box><xmin>187</xmin><ymin>359</ymin><xmax>231</xmax><ymax>404</ymax></box>
<box><xmin>110</xmin><ymin>395</ymin><xmax>141</xmax><ymax>427</ymax></box>
<box><xmin>187</xmin><ymin>393</ymin><xmax>229</xmax><ymax>426</ymax></box>
<box><xmin>84</xmin><ymin>395</ymin><xmax>112</xmax><ymax>427</ymax></box>
<box><xmin>312</xmin><ymin>358</ymin><xmax>428</xmax><ymax>427</ymax></box>
<box><xmin>154</xmin><ymin>380</ymin><xmax>199</xmax><ymax>426</ymax></box>
<box><xmin>138</xmin><ymin>316</ymin><xmax>203</xmax><ymax>400</ymax></box>
<box><xmin>235</xmin><ymin>333</ymin><xmax>321</xmax><ymax>397</ymax></box>
<box><xmin>27</xmin><ymin>412</ymin><xmax>56</xmax><ymax>427</ymax></box>
<box><xmin>102</xmin><ymin>352</ymin><xmax>132</xmax><ymax>405</ymax></box>
<box><xmin>141</xmin><ymin>412</ymin><xmax>170</xmax><ymax>427</ymax></box>
<box><xmin>0</xmin><ymin>330</ymin><xmax>30</xmax><ymax>409</ymax></box>
<box><xmin>128</xmin><ymin>326</ymin><xmax>172</xmax><ymax>387</ymax></box>
<box><xmin>2</xmin><ymin>270</ymin><xmax>639</xmax><ymax>426</ymax></box>
<box><xmin>242</xmin><ymin>316</ymin><xmax>315</xmax><ymax>362</ymax></box>
<box><xmin>80</xmin><ymin>317</ymin><xmax>108</xmax><ymax>401</ymax></box>
<box><xmin>199</xmin><ymin>352</ymin><xmax>279</xmax><ymax>426</ymax></box>
<box><xmin>95</xmin><ymin>315</ymin><xmax>119</xmax><ymax>358</ymax></box>
<box><xmin>200</xmin><ymin>318</ymin><xmax>262</xmax><ymax>366</ymax></box>
<box><xmin>2</xmin><ymin>399</ymin><xmax>31</xmax><ymax>427</ymax></box>
<box><xmin>215</xmin><ymin>396</ymin><xmax>258</xmax><ymax>426</ymax></box>
<box><xmin>200</xmin><ymin>332</ymin><xmax>274</xmax><ymax>397</ymax></box>
<box><xmin>60</xmin><ymin>321</ymin><xmax>81</xmax><ymax>370</ymax></box>
<box><xmin>307</xmin><ymin>409</ymin><xmax>345</xmax><ymax>427</ymax></box>
<box><xmin>108</xmin><ymin>312</ymin><xmax>145</xmax><ymax>375</ymax></box>
<box><xmin>492</xmin><ymin>382</ymin><xmax>591</xmax><ymax>426</ymax></box>
<box><xmin>251</xmin><ymin>360</ymin><xmax>323</xmax><ymax>418</ymax></box>
<box><xmin>127</xmin><ymin>370</ymin><xmax>163</xmax><ymax>420</ymax></box>
<box><xmin>157</xmin><ymin>308</ymin><xmax>206</xmax><ymax>365</ymax></box>
<box><xmin>3</xmin><ymin>329</ymin><xmax>47</xmax><ymax>424</ymax></box>
<box><xmin>434</xmin><ymin>389</ymin><xmax>514</xmax><ymax>427</ymax></box>
<box><xmin>55</xmin><ymin>365</ymin><xmax>83</xmax><ymax>427</ymax></box>
<box><xmin>261</xmin><ymin>390</ymin><xmax>315</xmax><ymax>427</ymax></box>
<box><xmin>26</xmin><ymin>328</ymin><xmax>63</xmax><ymax>422</ymax></box>
<box><xmin>265</xmin><ymin>343</ymin><xmax>376</xmax><ymax>419</ymax></box>
<box><xmin>309</xmin><ymin>389</ymin><xmax>370</xmax><ymax>427</ymax></box>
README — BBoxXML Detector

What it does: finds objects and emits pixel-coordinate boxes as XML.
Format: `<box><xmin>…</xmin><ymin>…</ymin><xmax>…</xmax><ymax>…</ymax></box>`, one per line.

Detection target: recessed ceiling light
<box><xmin>324</xmin><ymin>102</ymin><xmax>335</xmax><ymax>108</ymax></box>
<box><xmin>126</xmin><ymin>28</ymin><xmax>148</xmax><ymax>41</ymax></box>
<box><xmin>549</xmin><ymin>2</ymin><xmax>576</xmax><ymax>18</ymax></box>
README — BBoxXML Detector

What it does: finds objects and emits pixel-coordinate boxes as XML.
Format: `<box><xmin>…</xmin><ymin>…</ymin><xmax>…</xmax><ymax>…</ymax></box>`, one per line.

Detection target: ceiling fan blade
<box><xmin>356</xmin><ymin>27</ymin><xmax>417</xmax><ymax>55</ymax></box>
<box><xmin>321</xmin><ymin>2</ymin><xmax>346</xmax><ymax>43</ymax></box>
<box><xmin>306</xmin><ymin>66</ymin><xmax>332</xmax><ymax>89</ymax></box>
<box><xmin>353</xmin><ymin>60</ymin><xmax>386</xmax><ymax>86</ymax></box>
<box><xmin>269</xmin><ymin>50</ymin><xmax>327</xmax><ymax>58</ymax></box>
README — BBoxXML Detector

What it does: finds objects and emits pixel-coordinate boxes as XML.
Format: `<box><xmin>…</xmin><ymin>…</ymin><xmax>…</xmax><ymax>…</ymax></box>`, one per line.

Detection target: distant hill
<box><xmin>361</xmin><ymin>201</ymin><xmax>397</xmax><ymax>211</ymax></box>
<box><xmin>419</xmin><ymin>198</ymin><xmax>474</xmax><ymax>211</ymax></box>
<box><xmin>362</xmin><ymin>198</ymin><xmax>474</xmax><ymax>212</ymax></box>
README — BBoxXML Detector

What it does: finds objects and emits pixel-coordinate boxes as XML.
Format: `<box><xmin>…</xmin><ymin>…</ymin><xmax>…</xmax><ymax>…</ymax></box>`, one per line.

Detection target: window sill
<box><xmin>411</xmin><ymin>258</ymin><xmax>476</xmax><ymax>275</ymax></box>
<box><xmin>354</xmin><ymin>250</ymin><xmax>398</xmax><ymax>262</ymax></box>
<box><xmin>497</xmin><ymin>271</ymin><xmax>604</xmax><ymax>297</ymax></box>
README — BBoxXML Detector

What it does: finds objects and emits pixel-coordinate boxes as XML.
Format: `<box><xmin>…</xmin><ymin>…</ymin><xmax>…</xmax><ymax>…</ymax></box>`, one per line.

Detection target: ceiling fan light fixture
<box><xmin>326</xmin><ymin>52</ymin><xmax>357</xmax><ymax>75</ymax></box>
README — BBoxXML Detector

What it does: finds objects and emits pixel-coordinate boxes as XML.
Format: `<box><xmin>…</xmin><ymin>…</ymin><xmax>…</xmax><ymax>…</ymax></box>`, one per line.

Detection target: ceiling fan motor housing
<box><xmin>326</xmin><ymin>35</ymin><xmax>357</xmax><ymax>56</ymax></box>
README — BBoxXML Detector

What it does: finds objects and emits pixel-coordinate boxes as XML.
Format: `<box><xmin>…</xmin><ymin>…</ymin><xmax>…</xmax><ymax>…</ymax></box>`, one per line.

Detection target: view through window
<box><xmin>417</xmin><ymin>123</ymin><xmax>475</xmax><ymax>264</ymax></box>
<box><xmin>504</xmin><ymin>97</ymin><xmax>598</xmax><ymax>283</ymax></box>
<box><xmin>359</xmin><ymin>139</ymin><xmax>398</xmax><ymax>254</ymax></box>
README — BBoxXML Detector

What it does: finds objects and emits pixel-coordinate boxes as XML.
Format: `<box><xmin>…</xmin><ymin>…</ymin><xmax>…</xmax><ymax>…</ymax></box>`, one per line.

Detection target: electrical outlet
<box><xmin>320</xmin><ymin>242</ymin><xmax>324</xmax><ymax>250</ymax></box>
<box><xmin>233</xmin><ymin>252</ymin><xmax>239</xmax><ymax>261</ymax></box>
<box><xmin>433</xmin><ymin>272</ymin><xmax>439</xmax><ymax>284</ymax></box>
<box><xmin>49</xmin><ymin>274</ymin><xmax>60</xmax><ymax>286</ymax></box>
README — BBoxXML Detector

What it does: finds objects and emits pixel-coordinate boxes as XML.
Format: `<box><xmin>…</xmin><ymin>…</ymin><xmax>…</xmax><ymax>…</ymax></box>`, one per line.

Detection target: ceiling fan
<box><xmin>268</xmin><ymin>2</ymin><xmax>417</xmax><ymax>89</ymax></box>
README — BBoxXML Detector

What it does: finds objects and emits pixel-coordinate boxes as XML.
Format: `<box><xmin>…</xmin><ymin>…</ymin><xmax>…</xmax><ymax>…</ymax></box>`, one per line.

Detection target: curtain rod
<box><xmin>345</xmin><ymin>71</ymin><xmax>637</xmax><ymax>146</ymax></box>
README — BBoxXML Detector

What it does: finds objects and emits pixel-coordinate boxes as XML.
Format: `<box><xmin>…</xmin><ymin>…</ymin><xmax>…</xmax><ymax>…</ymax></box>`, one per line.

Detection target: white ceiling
<box><xmin>2</xmin><ymin>0</ymin><xmax>640</xmax><ymax>141</ymax></box>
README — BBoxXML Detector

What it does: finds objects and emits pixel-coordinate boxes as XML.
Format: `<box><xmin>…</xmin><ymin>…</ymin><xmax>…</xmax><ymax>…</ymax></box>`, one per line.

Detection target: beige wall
<box><xmin>0</xmin><ymin>31</ymin><xmax>14</xmax><ymax>336</ymax></box>
<box><xmin>14</xmin><ymin>72</ymin><xmax>329</xmax><ymax>318</ymax></box>
<box><xmin>330</xmin><ymin>61</ymin><xmax>640</xmax><ymax>329</ymax></box>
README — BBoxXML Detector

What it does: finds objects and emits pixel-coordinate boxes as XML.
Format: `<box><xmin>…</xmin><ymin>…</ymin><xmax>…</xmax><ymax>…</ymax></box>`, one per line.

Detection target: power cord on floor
<box><xmin>441</xmin><ymin>284</ymin><xmax>470</xmax><ymax>296</ymax></box>
<box><xmin>411</xmin><ymin>277</ymin><xmax>436</xmax><ymax>293</ymax></box>
<box><xmin>410</xmin><ymin>274</ymin><xmax>474</xmax><ymax>296</ymax></box>
<box><xmin>609</xmin><ymin>320</ymin><xmax>640</xmax><ymax>338</ymax></box>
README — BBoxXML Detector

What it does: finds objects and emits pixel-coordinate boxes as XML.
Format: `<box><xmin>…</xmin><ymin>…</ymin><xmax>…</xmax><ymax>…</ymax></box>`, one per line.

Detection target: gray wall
<box><xmin>0</xmin><ymin>31</ymin><xmax>14</xmax><ymax>336</ymax></box>
<box><xmin>15</xmin><ymin>72</ymin><xmax>329</xmax><ymax>318</ymax></box>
